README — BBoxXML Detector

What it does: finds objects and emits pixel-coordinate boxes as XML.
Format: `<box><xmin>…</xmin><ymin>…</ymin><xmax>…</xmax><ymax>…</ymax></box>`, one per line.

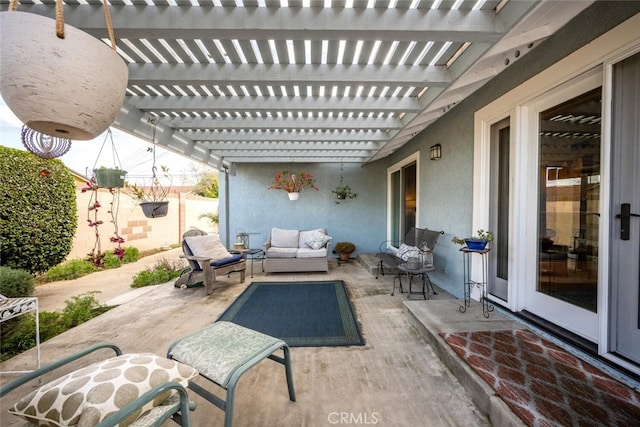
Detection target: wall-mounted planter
<box><xmin>94</xmin><ymin>168</ymin><xmax>126</xmax><ymax>189</ymax></box>
<box><xmin>140</xmin><ymin>201</ymin><xmax>169</xmax><ymax>218</ymax></box>
<box><xmin>0</xmin><ymin>11</ymin><xmax>128</xmax><ymax>140</ymax></box>
<box><xmin>288</xmin><ymin>192</ymin><xmax>300</xmax><ymax>201</ymax></box>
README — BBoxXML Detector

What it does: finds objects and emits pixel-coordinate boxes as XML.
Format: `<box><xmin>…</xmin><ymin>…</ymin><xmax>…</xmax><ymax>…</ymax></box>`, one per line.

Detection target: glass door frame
<box><xmin>521</xmin><ymin>71</ymin><xmax>602</xmax><ymax>342</ymax></box>
<box><xmin>386</xmin><ymin>152</ymin><xmax>420</xmax><ymax>246</ymax></box>
<box><xmin>473</xmin><ymin>15</ymin><xmax>640</xmax><ymax>373</ymax></box>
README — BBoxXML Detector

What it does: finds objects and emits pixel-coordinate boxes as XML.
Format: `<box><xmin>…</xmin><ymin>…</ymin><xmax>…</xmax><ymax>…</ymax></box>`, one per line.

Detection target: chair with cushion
<box><xmin>167</xmin><ymin>321</ymin><xmax>296</xmax><ymax>427</ymax></box>
<box><xmin>376</xmin><ymin>227</ymin><xmax>444</xmax><ymax>296</ymax></box>
<box><xmin>1</xmin><ymin>343</ymin><xmax>197</xmax><ymax>427</ymax></box>
<box><xmin>174</xmin><ymin>228</ymin><xmax>246</xmax><ymax>295</ymax></box>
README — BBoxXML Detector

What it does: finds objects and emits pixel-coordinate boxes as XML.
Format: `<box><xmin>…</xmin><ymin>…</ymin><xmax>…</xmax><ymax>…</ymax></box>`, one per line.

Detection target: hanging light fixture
<box><xmin>21</xmin><ymin>125</ymin><xmax>71</xmax><ymax>159</ymax></box>
<box><xmin>0</xmin><ymin>0</ymin><xmax>128</xmax><ymax>140</ymax></box>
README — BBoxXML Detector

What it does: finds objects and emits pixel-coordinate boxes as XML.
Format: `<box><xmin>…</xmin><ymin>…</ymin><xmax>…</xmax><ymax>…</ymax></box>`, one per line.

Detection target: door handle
<box><xmin>615</xmin><ymin>203</ymin><xmax>640</xmax><ymax>240</ymax></box>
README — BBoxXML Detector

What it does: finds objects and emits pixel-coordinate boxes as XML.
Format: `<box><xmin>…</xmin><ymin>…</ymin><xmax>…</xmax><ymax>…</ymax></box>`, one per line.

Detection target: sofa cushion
<box><xmin>211</xmin><ymin>253</ymin><xmax>244</xmax><ymax>266</ymax></box>
<box><xmin>185</xmin><ymin>235</ymin><xmax>231</xmax><ymax>260</ymax></box>
<box><xmin>270</xmin><ymin>228</ymin><xmax>299</xmax><ymax>248</ymax></box>
<box><xmin>297</xmin><ymin>247</ymin><xmax>327</xmax><ymax>258</ymax></box>
<box><xmin>8</xmin><ymin>353</ymin><xmax>198</xmax><ymax>427</ymax></box>
<box><xmin>266</xmin><ymin>247</ymin><xmax>298</xmax><ymax>258</ymax></box>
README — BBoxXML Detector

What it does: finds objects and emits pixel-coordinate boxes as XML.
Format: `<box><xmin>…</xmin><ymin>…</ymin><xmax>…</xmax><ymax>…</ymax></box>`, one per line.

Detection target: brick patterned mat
<box><xmin>441</xmin><ymin>330</ymin><xmax>640</xmax><ymax>426</ymax></box>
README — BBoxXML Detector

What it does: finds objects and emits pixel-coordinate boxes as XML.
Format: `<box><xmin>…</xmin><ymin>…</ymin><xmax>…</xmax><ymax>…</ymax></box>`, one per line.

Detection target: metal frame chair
<box><xmin>167</xmin><ymin>321</ymin><xmax>296</xmax><ymax>427</ymax></box>
<box><xmin>0</xmin><ymin>343</ymin><xmax>195</xmax><ymax>427</ymax></box>
<box><xmin>375</xmin><ymin>228</ymin><xmax>444</xmax><ymax>296</ymax></box>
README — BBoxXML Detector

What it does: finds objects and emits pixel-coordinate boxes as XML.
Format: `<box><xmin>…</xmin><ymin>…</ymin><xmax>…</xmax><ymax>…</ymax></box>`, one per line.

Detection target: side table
<box><xmin>230</xmin><ymin>248</ymin><xmax>265</xmax><ymax>278</ymax></box>
<box><xmin>458</xmin><ymin>247</ymin><xmax>494</xmax><ymax>318</ymax></box>
<box><xmin>397</xmin><ymin>263</ymin><xmax>437</xmax><ymax>300</ymax></box>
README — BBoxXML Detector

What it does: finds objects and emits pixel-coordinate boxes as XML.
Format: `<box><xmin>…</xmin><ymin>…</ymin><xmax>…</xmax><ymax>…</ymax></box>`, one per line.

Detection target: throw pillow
<box><xmin>398</xmin><ymin>243</ymin><xmax>421</xmax><ymax>261</ymax></box>
<box><xmin>270</xmin><ymin>228</ymin><xmax>299</xmax><ymax>248</ymax></box>
<box><xmin>298</xmin><ymin>228</ymin><xmax>325</xmax><ymax>248</ymax></box>
<box><xmin>306</xmin><ymin>231</ymin><xmax>332</xmax><ymax>250</ymax></box>
<box><xmin>9</xmin><ymin>353</ymin><xmax>198</xmax><ymax>427</ymax></box>
<box><xmin>185</xmin><ymin>235</ymin><xmax>231</xmax><ymax>260</ymax></box>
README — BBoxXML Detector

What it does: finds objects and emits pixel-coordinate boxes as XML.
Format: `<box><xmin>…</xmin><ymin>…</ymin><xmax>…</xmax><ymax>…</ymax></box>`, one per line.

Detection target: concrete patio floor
<box><xmin>1</xmin><ymin>253</ymin><xmax>494</xmax><ymax>427</ymax></box>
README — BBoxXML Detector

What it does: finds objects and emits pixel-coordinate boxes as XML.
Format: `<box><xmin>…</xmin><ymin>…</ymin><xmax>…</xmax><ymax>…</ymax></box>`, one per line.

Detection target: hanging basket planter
<box><xmin>93</xmin><ymin>168</ymin><xmax>126</xmax><ymax>188</ymax></box>
<box><xmin>288</xmin><ymin>192</ymin><xmax>300</xmax><ymax>201</ymax></box>
<box><xmin>0</xmin><ymin>4</ymin><xmax>128</xmax><ymax>140</ymax></box>
<box><xmin>140</xmin><ymin>201</ymin><xmax>169</xmax><ymax>218</ymax></box>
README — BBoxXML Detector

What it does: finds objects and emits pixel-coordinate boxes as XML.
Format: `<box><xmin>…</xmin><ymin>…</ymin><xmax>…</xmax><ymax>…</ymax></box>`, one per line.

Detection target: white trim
<box><xmin>600</xmin><ymin>44</ymin><xmax>640</xmax><ymax>367</ymax></box>
<box><xmin>474</xmin><ymin>12</ymin><xmax>640</xmax><ymax>369</ymax></box>
<box><xmin>386</xmin><ymin>151</ymin><xmax>420</xmax><ymax>242</ymax></box>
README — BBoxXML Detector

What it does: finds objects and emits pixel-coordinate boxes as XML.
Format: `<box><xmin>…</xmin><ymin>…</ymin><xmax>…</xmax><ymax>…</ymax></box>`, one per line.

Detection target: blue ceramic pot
<box><xmin>465</xmin><ymin>239</ymin><xmax>488</xmax><ymax>251</ymax></box>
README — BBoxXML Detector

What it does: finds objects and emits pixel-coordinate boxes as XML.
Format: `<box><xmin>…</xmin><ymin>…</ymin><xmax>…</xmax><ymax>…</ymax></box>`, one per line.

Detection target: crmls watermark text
<box><xmin>327</xmin><ymin>412</ymin><xmax>380</xmax><ymax>425</ymax></box>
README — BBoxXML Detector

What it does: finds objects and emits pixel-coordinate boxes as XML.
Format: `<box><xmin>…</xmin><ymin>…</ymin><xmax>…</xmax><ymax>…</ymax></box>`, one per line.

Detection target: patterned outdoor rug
<box><xmin>217</xmin><ymin>280</ymin><xmax>364</xmax><ymax>347</ymax></box>
<box><xmin>441</xmin><ymin>329</ymin><xmax>640</xmax><ymax>426</ymax></box>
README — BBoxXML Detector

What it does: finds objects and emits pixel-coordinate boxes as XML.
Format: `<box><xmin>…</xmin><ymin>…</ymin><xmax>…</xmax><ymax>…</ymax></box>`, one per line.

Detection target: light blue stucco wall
<box><xmin>219</xmin><ymin>162</ymin><xmax>388</xmax><ymax>257</ymax></box>
<box><xmin>220</xmin><ymin>3</ymin><xmax>640</xmax><ymax>299</ymax></box>
<box><xmin>381</xmin><ymin>3</ymin><xmax>640</xmax><ymax>297</ymax></box>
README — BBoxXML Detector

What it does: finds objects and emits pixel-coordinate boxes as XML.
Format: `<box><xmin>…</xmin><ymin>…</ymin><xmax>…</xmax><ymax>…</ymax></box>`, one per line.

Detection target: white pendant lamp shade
<box><xmin>0</xmin><ymin>11</ymin><xmax>129</xmax><ymax>140</ymax></box>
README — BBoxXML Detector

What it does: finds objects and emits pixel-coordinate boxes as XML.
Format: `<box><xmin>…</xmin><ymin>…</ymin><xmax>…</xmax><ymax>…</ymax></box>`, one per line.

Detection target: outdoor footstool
<box><xmin>167</xmin><ymin>321</ymin><xmax>296</xmax><ymax>427</ymax></box>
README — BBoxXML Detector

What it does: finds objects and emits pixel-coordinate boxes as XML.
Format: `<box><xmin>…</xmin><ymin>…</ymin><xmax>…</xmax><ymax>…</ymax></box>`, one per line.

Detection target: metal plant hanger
<box><xmin>332</xmin><ymin>161</ymin><xmax>357</xmax><ymax>204</ymax></box>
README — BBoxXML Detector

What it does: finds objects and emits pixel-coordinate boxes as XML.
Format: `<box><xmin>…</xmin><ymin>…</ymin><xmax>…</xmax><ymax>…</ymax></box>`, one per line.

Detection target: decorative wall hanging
<box><xmin>1</xmin><ymin>0</ymin><xmax>128</xmax><ymax>140</ymax></box>
<box><xmin>21</xmin><ymin>125</ymin><xmax>71</xmax><ymax>159</ymax></box>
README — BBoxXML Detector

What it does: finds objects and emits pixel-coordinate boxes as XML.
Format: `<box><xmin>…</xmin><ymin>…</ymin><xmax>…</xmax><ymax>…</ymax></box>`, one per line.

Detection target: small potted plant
<box><xmin>334</xmin><ymin>241</ymin><xmax>356</xmax><ymax>261</ymax></box>
<box><xmin>452</xmin><ymin>229</ymin><xmax>494</xmax><ymax>251</ymax></box>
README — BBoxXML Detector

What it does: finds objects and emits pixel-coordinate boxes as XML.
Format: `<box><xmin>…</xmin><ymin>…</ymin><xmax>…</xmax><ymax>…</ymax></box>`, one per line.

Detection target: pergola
<box><xmin>2</xmin><ymin>0</ymin><xmax>592</xmax><ymax>168</ymax></box>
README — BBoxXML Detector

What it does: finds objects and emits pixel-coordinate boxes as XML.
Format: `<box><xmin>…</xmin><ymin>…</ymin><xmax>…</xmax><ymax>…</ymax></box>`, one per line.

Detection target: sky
<box><xmin>0</xmin><ymin>100</ymin><xmax>213</xmax><ymax>187</ymax></box>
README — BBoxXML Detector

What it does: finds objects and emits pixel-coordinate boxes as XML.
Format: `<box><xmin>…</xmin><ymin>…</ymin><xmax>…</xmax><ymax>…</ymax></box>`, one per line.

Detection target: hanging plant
<box><xmin>332</xmin><ymin>162</ymin><xmax>357</xmax><ymax>204</ymax></box>
<box><xmin>82</xmin><ymin>178</ymin><xmax>125</xmax><ymax>268</ymax></box>
<box><xmin>1</xmin><ymin>0</ymin><xmax>128</xmax><ymax>140</ymax></box>
<box><xmin>267</xmin><ymin>171</ymin><xmax>318</xmax><ymax>199</ymax></box>
<box><xmin>92</xmin><ymin>129</ymin><xmax>127</xmax><ymax>188</ymax></box>
<box><xmin>125</xmin><ymin>118</ymin><xmax>172</xmax><ymax>218</ymax></box>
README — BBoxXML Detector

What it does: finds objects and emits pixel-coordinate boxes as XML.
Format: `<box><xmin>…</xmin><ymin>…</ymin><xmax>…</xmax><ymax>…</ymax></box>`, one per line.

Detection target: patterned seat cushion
<box><xmin>9</xmin><ymin>353</ymin><xmax>198</xmax><ymax>427</ymax></box>
<box><xmin>169</xmin><ymin>321</ymin><xmax>285</xmax><ymax>388</ymax></box>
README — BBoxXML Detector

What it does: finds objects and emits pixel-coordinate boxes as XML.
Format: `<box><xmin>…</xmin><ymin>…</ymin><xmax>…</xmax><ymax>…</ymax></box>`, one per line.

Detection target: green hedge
<box><xmin>0</xmin><ymin>146</ymin><xmax>77</xmax><ymax>274</ymax></box>
<box><xmin>0</xmin><ymin>266</ymin><xmax>35</xmax><ymax>297</ymax></box>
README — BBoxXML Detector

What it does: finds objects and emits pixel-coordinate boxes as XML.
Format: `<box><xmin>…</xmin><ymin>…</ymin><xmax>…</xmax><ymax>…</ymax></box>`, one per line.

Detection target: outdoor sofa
<box><xmin>264</xmin><ymin>227</ymin><xmax>331</xmax><ymax>273</ymax></box>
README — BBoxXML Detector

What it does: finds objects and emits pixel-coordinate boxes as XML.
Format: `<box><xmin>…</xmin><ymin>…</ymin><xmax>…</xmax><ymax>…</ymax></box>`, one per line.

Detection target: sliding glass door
<box><xmin>388</xmin><ymin>156</ymin><xmax>418</xmax><ymax>246</ymax></box>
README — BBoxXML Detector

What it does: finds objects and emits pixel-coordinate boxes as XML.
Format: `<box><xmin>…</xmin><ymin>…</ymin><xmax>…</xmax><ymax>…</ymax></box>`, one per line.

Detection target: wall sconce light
<box><xmin>430</xmin><ymin>144</ymin><xmax>442</xmax><ymax>160</ymax></box>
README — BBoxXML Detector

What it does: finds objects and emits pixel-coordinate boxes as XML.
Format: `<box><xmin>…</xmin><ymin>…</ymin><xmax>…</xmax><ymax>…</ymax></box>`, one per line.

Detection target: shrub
<box><xmin>121</xmin><ymin>246</ymin><xmax>140</xmax><ymax>264</ymax></box>
<box><xmin>131</xmin><ymin>258</ymin><xmax>184</xmax><ymax>288</ymax></box>
<box><xmin>0</xmin><ymin>292</ymin><xmax>108</xmax><ymax>362</ymax></box>
<box><xmin>61</xmin><ymin>291</ymin><xmax>107</xmax><ymax>328</ymax></box>
<box><xmin>0</xmin><ymin>146</ymin><xmax>77</xmax><ymax>274</ymax></box>
<box><xmin>104</xmin><ymin>246</ymin><xmax>140</xmax><ymax>269</ymax></box>
<box><xmin>0</xmin><ymin>266</ymin><xmax>35</xmax><ymax>297</ymax></box>
<box><xmin>39</xmin><ymin>259</ymin><xmax>99</xmax><ymax>283</ymax></box>
<box><xmin>103</xmin><ymin>251</ymin><xmax>123</xmax><ymax>269</ymax></box>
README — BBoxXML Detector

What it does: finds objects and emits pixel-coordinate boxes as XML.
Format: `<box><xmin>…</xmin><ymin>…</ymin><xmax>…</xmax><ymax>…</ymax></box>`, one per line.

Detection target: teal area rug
<box><xmin>217</xmin><ymin>280</ymin><xmax>365</xmax><ymax>347</ymax></box>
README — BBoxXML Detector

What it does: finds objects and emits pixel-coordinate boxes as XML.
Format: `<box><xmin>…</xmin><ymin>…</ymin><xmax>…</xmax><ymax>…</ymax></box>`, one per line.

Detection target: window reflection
<box><xmin>537</xmin><ymin>88</ymin><xmax>601</xmax><ymax>312</ymax></box>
